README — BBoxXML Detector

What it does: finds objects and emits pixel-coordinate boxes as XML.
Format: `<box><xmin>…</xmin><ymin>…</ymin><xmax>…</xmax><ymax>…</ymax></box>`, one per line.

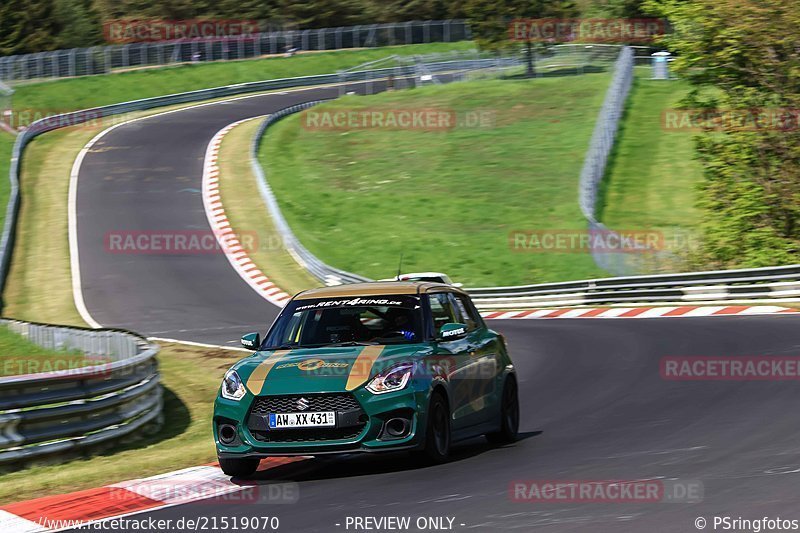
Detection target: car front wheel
<box><xmin>421</xmin><ymin>391</ymin><xmax>451</xmax><ymax>463</ymax></box>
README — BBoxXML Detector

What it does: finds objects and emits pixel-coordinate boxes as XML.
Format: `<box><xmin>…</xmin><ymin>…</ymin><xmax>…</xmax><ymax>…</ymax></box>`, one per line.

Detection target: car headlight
<box><xmin>221</xmin><ymin>369</ymin><xmax>246</xmax><ymax>401</ymax></box>
<box><xmin>366</xmin><ymin>362</ymin><xmax>413</xmax><ymax>394</ymax></box>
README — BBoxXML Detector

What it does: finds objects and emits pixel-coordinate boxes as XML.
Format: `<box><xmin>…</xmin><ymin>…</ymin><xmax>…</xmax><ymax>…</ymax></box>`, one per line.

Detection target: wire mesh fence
<box><xmin>0</xmin><ymin>81</ymin><xmax>12</xmax><ymax>133</ymax></box>
<box><xmin>577</xmin><ymin>46</ymin><xmax>669</xmax><ymax>276</ymax></box>
<box><xmin>0</xmin><ymin>20</ymin><xmax>470</xmax><ymax>84</ymax></box>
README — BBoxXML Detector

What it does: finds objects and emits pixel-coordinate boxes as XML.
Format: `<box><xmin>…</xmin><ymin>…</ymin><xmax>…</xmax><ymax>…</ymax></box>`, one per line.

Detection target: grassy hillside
<box><xmin>0</xmin><ymin>132</ymin><xmax>14</xmax><ymax>228</ymax></box>
<box><xmin>260</xmin><ymin>73</ymin><xmax>614</xmax><ymax>286</ymax></box>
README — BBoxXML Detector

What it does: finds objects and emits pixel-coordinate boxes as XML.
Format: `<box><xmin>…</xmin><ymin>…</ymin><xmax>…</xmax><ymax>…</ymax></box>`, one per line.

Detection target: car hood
<box><xmin>232</xmin><ymin>343</ymin><xmax>431</xmax><ymax>395</ymax></box>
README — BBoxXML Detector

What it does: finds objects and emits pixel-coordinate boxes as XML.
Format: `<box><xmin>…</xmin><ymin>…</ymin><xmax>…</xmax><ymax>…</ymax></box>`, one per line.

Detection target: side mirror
<box><xmin>241</xmin><ymin>332</ymin><xmax>260</xmax><ymax>350</ymax></box>
<box><xmin>438</xmin><ymin>323</ymin><xmax>468</xmax><ymax>341</ymax></box>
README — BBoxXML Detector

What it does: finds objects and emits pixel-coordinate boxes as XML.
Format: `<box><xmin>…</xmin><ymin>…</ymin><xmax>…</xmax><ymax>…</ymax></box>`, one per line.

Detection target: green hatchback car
<box><xmin>213</xmin><ymin>281</ymin><xmax>519</xmax><ymax>477</ymax></box>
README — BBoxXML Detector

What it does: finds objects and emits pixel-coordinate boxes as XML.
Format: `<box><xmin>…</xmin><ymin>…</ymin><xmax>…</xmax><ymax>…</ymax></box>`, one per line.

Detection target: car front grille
<box><xmin>250</xmin><ymin>393</ymin><xmax>360</xmax><ymax>415</ymax></box>
<box><xmin>248</xmin><ymin>393</ymin><xmax>366</xmax><ymax>443</ymax></box>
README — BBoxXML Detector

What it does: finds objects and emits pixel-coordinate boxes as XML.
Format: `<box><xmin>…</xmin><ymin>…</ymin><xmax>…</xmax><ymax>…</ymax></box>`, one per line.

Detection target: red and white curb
<box><xmin>0</xmin><ymin>459</ymin><xmax>307</xmax><ymax>532</ymax></box>
<box><xmin>202</xmin><ymin>119</ymin><xmax>292</xmax><ymax>308</ymax></box>
<box><xmin>481</xmin><ymin>305</ymin><xmax>799</xmax><ymax>320</ymax></box>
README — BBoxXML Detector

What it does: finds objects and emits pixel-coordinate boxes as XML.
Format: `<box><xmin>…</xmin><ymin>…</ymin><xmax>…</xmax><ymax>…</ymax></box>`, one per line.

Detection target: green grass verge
<box><xmin>218</xmin><ymin>119</ymin><xmax>319</xmax><ymax>295</ymax></box>
<box><xmin>0</xmin><ymin>341</ymin><xmax>241</xmax><ymax>504</ymax></box>
<box><xmin>0</xmin><ymin>132</ymin><xmax>14</xmax><ymax>228</ymax></box>
<box><xmin>260</xmin><ymin>73</ymin><xmax>613</xmax><ymax>287</ymax></box>
<box><xmin>0</xmin><ymin>325</ymin><xmax>88</xmax><ymax>377</ymax></box>
<box><xmin>4</xmin><ymin>124</ymin><xmax>97</xmax><ymax>325</ymax></box>
<box><xmin>13</xmin><ymin>43</ymin><xmax>473</xmax><ymax>114</ymax></box>
<box><xmin>598</xmin><ymin>71</ymin><xmax>703</xmax><ymax>247</ymax></box>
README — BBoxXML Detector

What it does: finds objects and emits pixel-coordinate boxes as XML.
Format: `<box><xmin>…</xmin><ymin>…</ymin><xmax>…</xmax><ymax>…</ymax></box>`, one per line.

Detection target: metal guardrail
<box><xmin>0</xmin><ymin>20</ymin><xmax>470</xmax><ymax>83</ymax></box>
<box><xmin>467</xmin><ymin>265</ymin><xmax>800</xmax><ymax>310</ymax></box>
<box><xmin>0</xmin><ymin>319</ymin><xmax>161</xmax><ymax>465</ymax></box>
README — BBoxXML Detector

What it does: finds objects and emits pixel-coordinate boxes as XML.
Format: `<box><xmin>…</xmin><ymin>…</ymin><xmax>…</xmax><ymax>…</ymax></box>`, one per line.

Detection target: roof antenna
<box><xmin>396</xmin><ymin>252</ymin><xmax>404</xmax><ymax>281</ymax></box>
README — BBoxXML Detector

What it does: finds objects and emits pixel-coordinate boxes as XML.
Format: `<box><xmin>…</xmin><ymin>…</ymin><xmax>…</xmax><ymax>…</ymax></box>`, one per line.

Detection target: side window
<box><xmin>453</xmin><ymin>294</ymin><xmax>478</xmax><ymax>331</ymax></box>
<box><xmin>429</xmin><ymin>293</ymin><xmax>457</xmax><ymax>332</ymax></box>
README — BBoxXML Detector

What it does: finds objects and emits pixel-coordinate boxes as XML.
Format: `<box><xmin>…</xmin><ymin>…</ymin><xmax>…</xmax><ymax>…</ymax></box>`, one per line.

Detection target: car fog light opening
<box><xmin>218</xmin><ymin>424</ymin><xmax>238</xmax><ymax>445</ymax></box>
<box><xmin>385</xmin><ymin>418</ymin><xmax>411</xmax><ymax>438</ymax></box>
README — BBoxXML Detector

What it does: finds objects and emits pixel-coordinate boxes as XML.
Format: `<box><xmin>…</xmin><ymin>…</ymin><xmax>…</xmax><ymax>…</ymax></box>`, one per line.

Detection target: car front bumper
<box><xmin>213</xmin><ymin>386</ymin><xmax>429</xmax><ymax>457</ymax></box>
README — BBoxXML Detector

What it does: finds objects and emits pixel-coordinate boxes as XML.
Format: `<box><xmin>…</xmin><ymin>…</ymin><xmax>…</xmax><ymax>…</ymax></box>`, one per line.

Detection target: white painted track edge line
<box><xmin>146</xmin><ymin>336</ymin><xmax>251</xmax><ymax>352</ymax></box>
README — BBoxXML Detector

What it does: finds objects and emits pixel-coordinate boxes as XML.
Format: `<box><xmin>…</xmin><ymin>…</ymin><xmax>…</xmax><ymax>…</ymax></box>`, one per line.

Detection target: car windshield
<box><xmin>262</xmin><ymin>296</ymin><xmax>424</xmax><ymax>349</ymax></box>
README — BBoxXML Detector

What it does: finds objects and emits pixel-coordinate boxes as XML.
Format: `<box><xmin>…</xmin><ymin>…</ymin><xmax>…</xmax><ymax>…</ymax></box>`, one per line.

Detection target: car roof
<box><xmin>294</xmin><ymin>281</ymin><xmax>467</xmax><ymax>300</ymax></box>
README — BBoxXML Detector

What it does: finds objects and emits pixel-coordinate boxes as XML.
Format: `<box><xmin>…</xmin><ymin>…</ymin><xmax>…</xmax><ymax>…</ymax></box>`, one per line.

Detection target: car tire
<box><xmin>219</xmin><ymin>456</ymin><xmax>260</xmax><ymax>478</ymax></box>
<box><xmin>486</xmin><ymin>375</ymin><xmax>519</xmax><ymax>445</ymax></box>
<box><xmin>421</xmin><ymin>391</ymin><xmax>451</xmax><ymax>463</ymax></box>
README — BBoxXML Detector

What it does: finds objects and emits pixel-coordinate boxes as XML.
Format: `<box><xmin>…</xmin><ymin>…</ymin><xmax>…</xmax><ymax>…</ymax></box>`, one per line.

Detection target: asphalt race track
<box><xmin>76</xmin><ymin>79</ymin><xmax>395</xmax><ymax>345</ymax></box>
<box><xmin>72</xmin><ymin>79</ymin><xmax>800</xmax><ymax>531</ymax></box>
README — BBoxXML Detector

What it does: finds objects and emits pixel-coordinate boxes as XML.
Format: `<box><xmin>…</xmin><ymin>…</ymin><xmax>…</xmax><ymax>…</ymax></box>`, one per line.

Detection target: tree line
<box><xmin>0</xmin><ymin>0</ymin><xmax>460</xmax><ymax>55</ymax></box>
<box><xmin>0</xmin><ymin>0</ymin><xmax>651</xmax><ymax>55</ymax></box>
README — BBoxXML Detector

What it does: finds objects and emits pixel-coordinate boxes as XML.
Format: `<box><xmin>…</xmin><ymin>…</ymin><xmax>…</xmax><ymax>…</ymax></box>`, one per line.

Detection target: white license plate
<box><xmin>268</xmin><ymin>411</ymin><xmax>336</xmax><ymax>429</ymax></box>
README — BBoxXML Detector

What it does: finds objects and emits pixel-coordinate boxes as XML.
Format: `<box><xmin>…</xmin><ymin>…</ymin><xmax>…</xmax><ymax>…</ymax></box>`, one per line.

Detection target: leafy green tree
<box><xmin>54</xmin><ymin>0</ymin><xmax>102</xmax><ymax>49</ymax></box>
<box><xmin>0</xmin><ymin>0</ymin><xmax>61</xmax><ymax>54</ymax></box>
<box><xmin>584</xmin><ymin>0</ymin><xmax>649</xmax><ymax>17</ymax></box>
<box><xmin>277</xmin><ymin>0</ymin><xmax>368</xmax><ymax>28</ymax></box>
<box><xmin>646</xmin><ymin>0</ymin><xmax>800</xmax><ymax>267</ymax></box>
<box><xmin>465</xmin><ymin>0</ymin><xmax>577</xmax><ymax>76</ymax></box>
<box><xmin>368</xmin><ymin>0</ymin><xmax>453</xmax><ymax>22</ymax></box>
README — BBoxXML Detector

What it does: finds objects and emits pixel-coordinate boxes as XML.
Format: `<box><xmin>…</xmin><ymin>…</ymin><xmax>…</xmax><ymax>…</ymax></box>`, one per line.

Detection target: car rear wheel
<box><xmin>486</xmin><ymin>375</ymin><xmax>519</xmax><ymax>445</ymax></box>
<box><xmin>219</xmin><ymin>456</ymin><xmax>260</xmax><ymax>478</ymax></box>
<box><xmin>421</xmin><ymin>391</ymin><xmax>451</xmax><ymax>463</ymax></box>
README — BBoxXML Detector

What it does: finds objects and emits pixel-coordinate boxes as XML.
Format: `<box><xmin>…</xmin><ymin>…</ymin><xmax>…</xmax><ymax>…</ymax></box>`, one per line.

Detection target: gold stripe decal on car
<box><xmin>246</xmin><ymin>350</ymin><xmax>291</xmax><ymax>395</ymax></box>
<box><xmin>346</xmin><ymin>345</ymin><xmax>385</xmax><ymax>391</ymax></box>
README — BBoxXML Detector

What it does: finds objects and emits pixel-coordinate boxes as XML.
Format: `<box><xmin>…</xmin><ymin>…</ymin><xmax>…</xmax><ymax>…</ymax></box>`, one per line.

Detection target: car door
<box><xmin>427</xmin><ymin>292</ymin><xmax>474</xmax><ymax>431</ymax></box>
<box><xmin>452</xmin><ymin>293</ymin><xmax>501</xmax><ymax>425</ymax></box>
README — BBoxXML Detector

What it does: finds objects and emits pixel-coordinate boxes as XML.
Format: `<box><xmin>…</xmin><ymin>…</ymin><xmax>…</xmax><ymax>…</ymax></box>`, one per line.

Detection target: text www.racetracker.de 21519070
<box><xmin>38</xmin><ymin>516</ymin><xmax>279</xmax><ymax>531</ymax></box>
